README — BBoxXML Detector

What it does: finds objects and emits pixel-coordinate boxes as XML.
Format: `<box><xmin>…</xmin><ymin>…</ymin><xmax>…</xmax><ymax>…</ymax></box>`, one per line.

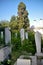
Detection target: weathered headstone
<box><xmin>35</xmin><ymin>31</ymin><xmax>41</xmax><ymax>53</ymax></box>
<box><xmin>25</xmin><ymin>32</ymin><xmax>28</xmax><ymax>39</ymax></box>
<box><xmin>20</xmin><ymin>28</ymin><xmax>25</xmax><ymax>41</ymax></box>
<box><xmin>5</xmin><ymin>28</ymin><xmax>11</xmax><ymax>45</ymax></box>
<box><xmin>1</xmin><ymin>32</ymin><xmax>3</xmax><ymax>39</ymax></box>
<box><xmin>41</xmin><ymin>59</ymin><xmax>43</xmax><ymax>65</ymax></box>
<box><xmin>17</xmin><ymin>59</ymin><xmax>31</xmax><ymax>65</ymax></box>
<box><xmin>15</xmin><ymin>33</ymin><xmax>17</xmax><ymax>38</ymax></box>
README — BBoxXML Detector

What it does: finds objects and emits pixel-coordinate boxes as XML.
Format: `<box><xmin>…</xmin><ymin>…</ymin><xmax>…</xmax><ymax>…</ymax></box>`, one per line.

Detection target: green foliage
<box><xmin>28</xmin><ymin>31</ymin><xmax>36</xmax><ymax>53</ymax></box>
<box><xmin>0</xmin><ymin>20</ymin><xmax>9</xmax><ymax>28</ymax></box>
<box><xmin>11</xmin><ymin>32</ymin><xmax>21</xmax><ymax>51</ymax></box>
<box><xmin>18</xmin><ymin>2</ymin><xmax>26</xmax><ymax>10</ymax></box>
<box><xmin>12</xmin><ymin>38</ymin><xmax>21</xmax><ymax>50</ymax></box>
<box><xmin>7</xmin><ymin>59</ymin><xmax>11</xmax><ymax>65</ymax></box>
<box><xmin>3</xmin><ymin>59</ymin><xmax>11</xmax><ymax>65</ymax></box>
<box><xmin>22</xmin><ymin>39</ymin><xmax>35</xmax><ymax>54</ymax></box>
<box><xmin>11</xmin><ymin>31</ymin><xmax>36</xmax><ymax>65</ymax></box>
<box><xmin>11</xmin><ymin>30</ymin><xmax>36</xmax><ymax>55</ymax></box>
<box><xmin>28</xmin><ymin>31</ymin><xmax>35</xmax><ymax>44</ymax></box>
<box><xmin>9</xmin><ymin>15</ymin><xmax>19</xmax><ymax>33</ymax></box>
<box><xmin>0</xmin><ymin>62</ymin><xmax>2</xmax><ymax>65</ymax></box>
<box><xmin>41</xmin><ymin>38</ymin><xmax>43</xmax><ymax>48</ymax></box>
<box><xmin>11</xmin><ymin>50</ymin><xmax>22</xmax><ymax>65</ymax></box>
<box><xmin>10</xmin><ymin>15</ymin><xmax>16</xmax><ymax>22</ymax></box>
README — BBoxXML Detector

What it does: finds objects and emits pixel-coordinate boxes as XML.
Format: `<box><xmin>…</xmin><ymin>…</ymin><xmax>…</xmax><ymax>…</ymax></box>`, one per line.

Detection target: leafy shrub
<box><xmin>3</xmin><ymin>59</ymin><xmax>11</xmax><ymax>65</ymax></box>
<box><xmin>11</xmin><ymin>32</ymin><xmax>21</xmax><ymax>51</ymax></box>
<box><xmin>41</xmin><ymin>38</ymin><xmax>43</xmax><ymax>48</ymax></box>
<box><xmin>0</xmin><ymin>62</ymin><xmax>3</xmax><ymax>65</ymax></box>
<box><xmin>22</xmin><ymin>39</ymin><xmax>35</xmax><ymax>54</ymax></box>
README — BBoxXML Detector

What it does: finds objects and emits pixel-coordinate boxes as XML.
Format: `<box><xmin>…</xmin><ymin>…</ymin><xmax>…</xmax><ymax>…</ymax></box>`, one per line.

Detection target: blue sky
<box><xmin>0</xmin><ymin>0</ymin><xmax>43</xmax><ymax>24</ymax></box>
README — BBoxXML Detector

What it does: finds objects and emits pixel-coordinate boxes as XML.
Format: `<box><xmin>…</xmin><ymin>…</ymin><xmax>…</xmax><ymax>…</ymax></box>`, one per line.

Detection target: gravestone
<box><xmin>35</xmin><ymin>31</ymin><xmax>41</xmax><ymax>53</ymax></box>
<box><xmin>15</xmin><ymin>33</ymin><xmax>17</xmax><ymax>38</ymax></box>
<box><xmin>20</xmin><ymin>28</ymin><xmax>25</xmax><ymax>41</ymax></box>
<box><xmin>25</xmin><ymin>32</ymin><xmax>28</xmax><ymax>39</ymax></box>
<box><xmin>5</xmin><ymin>28</ymin><xmax>11</xmax><ymax>45</ymax></box>
<box><xmin>1</xmin><ymin>32</ymin><xmax>3</xmax><ymax>39</ymax></box>
<box><xmin>17</xmin><ymin>59</ymin><xmax>31</xmax><ymax>65</ymax></box>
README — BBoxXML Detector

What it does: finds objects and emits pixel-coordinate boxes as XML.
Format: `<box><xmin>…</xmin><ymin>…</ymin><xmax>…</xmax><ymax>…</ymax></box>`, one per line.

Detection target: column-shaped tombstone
<box><xmin>20</xmin><ymin>28</ymin><xmax>25</xmax><ymax>41</ymax></box>
<box><xmin>15</xmin><ymin>33</ymin><xmax>17</xmax><ymax>38</ymax></box>
<box><xmin>1</xmin><ymin>32</ymin><xmax>3</xmax><ymax>39</ymax></box>
<box><xmin>5</xmin><ymin>27</ymin><xmax>11</xmax><ymax>45</ymax></box>
<box><xmin>25</xmin><ymin>32</ymin><xmax>28</xmax><ymax>39</ymax></box>
<box><xmin>35</xmin><ymin>31</ymin><xmax>41</xmax><ymax>53</ymax></box>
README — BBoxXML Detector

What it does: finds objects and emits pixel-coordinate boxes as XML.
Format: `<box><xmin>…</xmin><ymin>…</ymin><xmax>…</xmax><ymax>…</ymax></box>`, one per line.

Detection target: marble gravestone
<box><xmin>5</xmin><ymin>28</ymin><xmax>11</xmax><ymax>45</ymax></box>
<box><xmin>17</xmin><ymin>59</ymin><xmax>31</xmax><ymax>65</ymax></box>
<box><xmin>25</xmin><ymin>32</ymin><xmax>28</xmax><ymax>39</ymax></box>
<box><xmin>35</xmin><ymin>31</ymin><xmax>41</xmax><ymax>53</ymax></box>
<box><xmin>20</xmin><ymin>28</ymin><xmax>25</xmax><ymax>41</ymax></box>
<box><xmin>1</xmin><ymin>32</ymin><xmax>3</xmax><ymax>39</ymax></box>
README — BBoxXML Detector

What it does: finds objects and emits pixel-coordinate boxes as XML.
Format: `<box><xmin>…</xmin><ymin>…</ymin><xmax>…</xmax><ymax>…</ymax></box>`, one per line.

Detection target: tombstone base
<box><xmin>17</xmin><ymin>59</ymin><xmax>31</xmax><ymax>65</ymax></box>
<box><xmin>35</xmin><ymin>53</ymin><xmax>43</xmax><ymax>56</ymax></box>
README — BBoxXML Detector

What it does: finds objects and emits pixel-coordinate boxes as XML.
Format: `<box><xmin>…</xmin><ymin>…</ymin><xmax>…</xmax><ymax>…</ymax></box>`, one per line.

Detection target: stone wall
<box><xmin>0</xmin><ymin>46</ymin><xmax>11</xmax><ymax>61</ymax></box>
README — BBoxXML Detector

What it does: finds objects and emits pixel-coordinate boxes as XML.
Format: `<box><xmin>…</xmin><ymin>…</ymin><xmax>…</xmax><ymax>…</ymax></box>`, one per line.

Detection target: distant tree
<box><xmin>0</xmin><ymin>20</ymin><xmax>9</xmax><ymax>28</ymax></box>
<box><xmin>10</xmin><ymin>15</ymin><xmax>16</xmax><ymax>22</ymax></box>
<box><xmin>18</xmin><ymin>2</ymin><xmax>30</xmax><ymax>31</ymax></box>
<box><xmin>9</xmin><ymin>16</ymin><xmax>18</xmax><ymax>33</ymax></box>
<box><xmin>0</xmin><ymin>23</ymin><xmax>2</xmax><ymax>28</ymax></box>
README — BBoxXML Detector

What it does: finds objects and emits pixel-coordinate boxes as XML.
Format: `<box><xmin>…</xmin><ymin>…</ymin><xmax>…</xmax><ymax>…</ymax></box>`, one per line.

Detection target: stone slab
<box><xmin>35</xmin><ymin>53</ymin><xmax>43</xmax><ymax>56</ymax></box>
<box><xmin>17</xmin><ymin>59</ymin><xmax>31</xmax><ymax>65</ymax></box>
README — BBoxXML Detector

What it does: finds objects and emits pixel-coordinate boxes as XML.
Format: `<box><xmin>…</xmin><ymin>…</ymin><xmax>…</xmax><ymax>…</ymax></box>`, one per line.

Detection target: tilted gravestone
<box><xmin>35</xmin><ymin>31</ymin><xmax>41</xmax><ymax>53</ymax></box>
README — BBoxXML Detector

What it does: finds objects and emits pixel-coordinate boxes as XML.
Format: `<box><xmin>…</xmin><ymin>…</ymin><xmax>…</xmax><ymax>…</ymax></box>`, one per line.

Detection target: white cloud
<box><xmin>30</xmin><ymin>19</ymin><xmax>43</xmax><ymax>34</ymax></box>
<box><xmin>30</xmin><ymin>19</ymin><xmax>43</xmax><ymax>27</ymax></box>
